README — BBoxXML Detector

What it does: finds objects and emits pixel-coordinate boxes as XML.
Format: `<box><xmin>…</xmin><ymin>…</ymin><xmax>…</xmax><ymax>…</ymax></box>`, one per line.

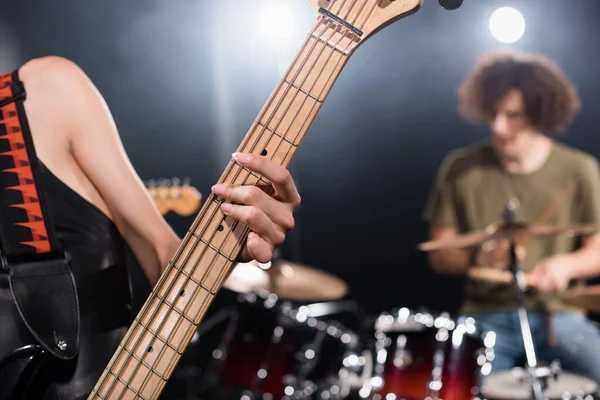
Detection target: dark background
<box><xmin>2</xmin><ymin>0</ymin><xmax>600</xmax><ymax>397</ymax></box>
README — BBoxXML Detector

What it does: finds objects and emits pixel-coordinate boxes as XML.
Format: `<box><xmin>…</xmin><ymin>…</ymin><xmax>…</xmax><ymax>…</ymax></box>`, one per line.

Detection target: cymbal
<box><xmin>418</xmin><ymin>221</ymin><xmax>600</xmax><ymax>251</ymax></box>
<box><xmin>223</xmin><ymin>259</ymin><xmax>348</xmax><ymax>302</ymax></box>
<box><xmin>467</xmin><ymin>267</ymin><xmax>537</xmax><ymax>287</ymax></box>
<box><xmin>560</xmin><ymin>285</ymin><xmax>600</xmax><ymax>312</ymax></box>
<box><xmin>482</xmin><ymin>368</ymin><xmax>597</xmax><ymax>400</ymax></box>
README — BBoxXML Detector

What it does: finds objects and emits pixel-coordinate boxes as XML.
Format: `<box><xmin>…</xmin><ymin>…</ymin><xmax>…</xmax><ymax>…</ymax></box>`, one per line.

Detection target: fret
<box><xmin>283</xmin><ymin>28</ymin><xmax>350</xmax><ymax>103</ymax></box>
<box><xmin>219</xmin><ymin>162</ymin><xmax>269</xmax><ymax>188</ymax></box>
<box><xmin>157</xmin><ymin>261</ymin><xmax>203</xmax><ymax>292</ymax></box>
<box><xmin>174</xmin><ymin>237</ymin><xmax>237</xmax><ymax>296</ymax></box>
<box><xmin>114</xmin><ymin>343</ymin><xmax>168</xmax><ymax>380</ymax></box>
<box><xmin>97</xmin><ymin>347</ymin><xmax>165</xmax><ymax>399</ymax></box>
<box><xmin>257</xmin><ymin>83</ymin><xmax>319</xmax><ymax>147</ymax></box>
<box><xmin>283</xmin><ymin>78</ymin><xmax>323</xmax><ymax>102</ymax></box>
<box><xmin>186</xmin><ymin>233</ymin><xmax>240</xmax><ymax>262</ymax></box>
<box><xmin>310</xmin><ymin>31</ymin><xmax>352</xmax><ymax>55</ymax></box>
<box><xmin>254</xmin><ymin>122</ymin><xmax>299</xmax><ymax>146</ymax></box>
<box><xmin>187</xmin><ymin>199</ymin><xmax>247</xmax><ymax>257</ymax></box>
<box><xmin>155</xmin><ymin>262</ymin><xmax>214</xmax><ymax>320</ymax></box>
<box><xmin>123</xmin><ymin>324</ymin><xmax>179</xmax><ymax>378</ymax></box>
<box><xmin>137</xmin><ymin>296</ymin><xmax>197</xmax><ymax>351</ymax></box>
<box><xmin>239</xmin><ymin>123</ymin><xmax>299</xmax><ymax>164</ymax></box>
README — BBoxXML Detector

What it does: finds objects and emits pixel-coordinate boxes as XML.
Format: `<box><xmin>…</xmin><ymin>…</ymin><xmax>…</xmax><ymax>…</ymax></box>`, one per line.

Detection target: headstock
<box><xmin>146</xmin><ymin>177</ymin><xmax>202</xmax><ymax>216</ymax></box>
<box><xmin>306</xmin><ymin>0</ymin><xmax>424</xmax><ymax>52</ymax></box>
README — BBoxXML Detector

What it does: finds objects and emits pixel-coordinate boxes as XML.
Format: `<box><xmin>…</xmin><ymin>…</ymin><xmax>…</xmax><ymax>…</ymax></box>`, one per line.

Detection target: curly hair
<box><xmin>457</xmin><ymin>51</ymin><xmax>581</xmax><ymax>135</ymax></box>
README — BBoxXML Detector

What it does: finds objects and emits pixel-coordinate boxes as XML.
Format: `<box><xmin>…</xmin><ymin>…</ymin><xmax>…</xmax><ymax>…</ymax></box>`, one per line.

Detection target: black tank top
<box><xmin>0</xmin><ymin>161</ymin><xmax>132</xmax><ymax>399</ymax></box>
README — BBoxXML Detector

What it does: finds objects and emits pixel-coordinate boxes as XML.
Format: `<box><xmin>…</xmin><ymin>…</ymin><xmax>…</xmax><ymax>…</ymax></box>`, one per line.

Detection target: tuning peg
<box><xmin>171</xmin><ymin>177</ymin><xmax>181</xmax><ymax>187</ymax></box>
<box><xmin>183</xmin><ymin>177</ymin><xmax>192</xmax><ymax>186</ymax></box>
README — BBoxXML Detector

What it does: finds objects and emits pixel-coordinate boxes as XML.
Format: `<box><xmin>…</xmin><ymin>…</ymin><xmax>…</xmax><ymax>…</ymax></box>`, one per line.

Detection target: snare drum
<box><xmin>211</xmin><ymin>292</ymin><xmax>359</xmax><ymax>399</ymax></box>
<box><xmin>366</xmin><ymin>308</ymin><xmax>494</xmax><ymax>400</ymax></box>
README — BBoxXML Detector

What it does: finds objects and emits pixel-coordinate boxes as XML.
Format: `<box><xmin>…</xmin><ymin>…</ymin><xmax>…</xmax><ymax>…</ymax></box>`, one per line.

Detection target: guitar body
<box><xmin>0</xmin><ymin>345</ymin><xmax>50</xmax><ymax>400</ymax></box>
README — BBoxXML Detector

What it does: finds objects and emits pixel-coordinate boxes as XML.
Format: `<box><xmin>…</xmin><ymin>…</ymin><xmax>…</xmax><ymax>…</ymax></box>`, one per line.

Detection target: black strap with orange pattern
<box><xmin>0</xmin><ymin>71</ymin><xmax>61</xmax><ymax>256</ymax></box>
<box><xmin>0</xmin><ymin>70</ymin><xmax>80</xmax><ymax>361</ymax></box>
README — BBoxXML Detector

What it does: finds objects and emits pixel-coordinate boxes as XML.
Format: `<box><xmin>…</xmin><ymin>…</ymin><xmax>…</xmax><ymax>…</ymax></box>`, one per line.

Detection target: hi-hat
<box><xmin>223</xmin><ymin>259</ymin><xmax>348</xmax><ymax>302</ymax></box>
<box><xmin>418</xmin><ymin>221</ymin><xmax>600</xmax><ymax>251</ymax></box>
<box><xmin>483</xmin><ymin>368</ymin><xmax>597</xmax><ymax>400</ymax></box>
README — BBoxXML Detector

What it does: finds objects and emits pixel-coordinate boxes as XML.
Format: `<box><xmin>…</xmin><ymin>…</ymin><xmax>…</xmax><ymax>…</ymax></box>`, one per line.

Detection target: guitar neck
<box><xmin>89</xmin><ymin>13</ymin><xmax>360</xmax><ymax>400</ymax></box>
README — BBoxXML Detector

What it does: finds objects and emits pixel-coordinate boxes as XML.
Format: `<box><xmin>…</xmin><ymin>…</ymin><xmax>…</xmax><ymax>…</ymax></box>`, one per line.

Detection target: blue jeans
<box><xmin>461</xmin><ymin>311</ymin><xmax>600</xmax><ymax>391</ymax></box>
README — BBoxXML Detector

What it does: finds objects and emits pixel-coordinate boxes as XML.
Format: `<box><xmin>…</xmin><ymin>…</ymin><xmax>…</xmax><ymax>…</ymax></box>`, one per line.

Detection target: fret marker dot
<box><xmin>218</xmin><ymin>224</ymin><xmax>224</xmax><ymax>232</ymax></box>
<box><xmin>180</xmin><ymin>290</ymin><xmax>186</xmax><ymax>297</ymax></box>
<box><xmin>261</xmin><ymin>149</ymin><xmax>268</xmax><ymax>156</ymax></box>
<box><xmin>148</xmin><ymin>346</ymin><xmax>153</xmax><ymax>353</ymax></box>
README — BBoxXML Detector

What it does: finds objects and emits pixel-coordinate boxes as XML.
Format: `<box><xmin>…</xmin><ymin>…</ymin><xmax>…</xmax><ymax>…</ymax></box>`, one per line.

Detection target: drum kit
<box><xmin>193</xmin><ymin>202</ymin><xmax>600</xmax><ymax>400</ymax></box>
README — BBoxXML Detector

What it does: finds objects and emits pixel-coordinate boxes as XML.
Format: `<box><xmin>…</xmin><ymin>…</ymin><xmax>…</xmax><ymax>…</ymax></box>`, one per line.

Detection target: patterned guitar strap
<box><xmin>0</xmin><ymin>70</ymin><xmax>80</xmax><ymax>360</ymax></box>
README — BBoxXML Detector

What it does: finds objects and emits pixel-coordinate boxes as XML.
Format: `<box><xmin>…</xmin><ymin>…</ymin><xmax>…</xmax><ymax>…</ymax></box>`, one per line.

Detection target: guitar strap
<box><xmin>0</xmin><ymin>70</ymin><xmax>80</xmax><ymax>361</ymax></box>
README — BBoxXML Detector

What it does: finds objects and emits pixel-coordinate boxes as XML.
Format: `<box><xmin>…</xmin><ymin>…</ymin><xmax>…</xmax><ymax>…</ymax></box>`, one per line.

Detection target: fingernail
<box><xmin>232</xmin><ymin>152</ymin><xmax>252</xmax><ymax>165</ymax></box>
<box><xmin>212</xmin><ymin>184</ymin><xmax>224</xmax><ymax>195</ymax></box>
<box><xmin>221</xmin><ymin>203</ymin><xmax>232</xmax><ymax>213</ymax></box>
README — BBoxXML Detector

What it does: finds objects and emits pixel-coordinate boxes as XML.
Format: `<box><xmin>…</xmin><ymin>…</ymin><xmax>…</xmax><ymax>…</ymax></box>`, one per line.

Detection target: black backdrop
<box><xmin>2</xmin><ymin>0</ymin><xmax>600</xmax><ymax>396</ymax></box>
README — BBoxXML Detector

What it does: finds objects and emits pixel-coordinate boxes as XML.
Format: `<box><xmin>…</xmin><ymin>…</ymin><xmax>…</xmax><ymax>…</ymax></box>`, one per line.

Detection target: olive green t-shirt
<box><xmin>423</xmin><ymin>140</ymin><xmax>600</xmax><ymax>314</ymax></box>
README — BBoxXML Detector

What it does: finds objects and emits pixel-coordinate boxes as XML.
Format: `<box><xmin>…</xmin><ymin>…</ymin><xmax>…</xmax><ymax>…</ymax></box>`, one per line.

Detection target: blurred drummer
<box><xmin>423</xmin><ymin>51</ymin><xmax>600</xmax><ymax>387</ymax></box>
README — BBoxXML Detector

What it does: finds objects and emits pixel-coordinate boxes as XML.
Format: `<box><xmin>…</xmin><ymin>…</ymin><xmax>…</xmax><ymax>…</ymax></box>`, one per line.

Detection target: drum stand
<box><xmin>504</xmin><ymin>200</ymin><xmax>561</xmax><ymax>400</ymax></box>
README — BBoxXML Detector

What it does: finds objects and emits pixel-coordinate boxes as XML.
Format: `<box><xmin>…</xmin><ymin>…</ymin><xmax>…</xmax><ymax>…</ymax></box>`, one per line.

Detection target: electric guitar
<box><xmin>146</xmin><ymin>178</ymin><xmax>203</xmax><ymax>216</ymax></box>
<box><xmin>0</xmin><ymin>0</ymin><xmax>441</xmax><ymax>398</ymax></box>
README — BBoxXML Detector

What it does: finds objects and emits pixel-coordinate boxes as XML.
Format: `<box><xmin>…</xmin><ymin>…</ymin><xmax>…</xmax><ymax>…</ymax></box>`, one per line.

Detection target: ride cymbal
<box><xmin>418</xmin><ymin>221</ymin><xmax>600</xmax><ymax>251</ymax></box>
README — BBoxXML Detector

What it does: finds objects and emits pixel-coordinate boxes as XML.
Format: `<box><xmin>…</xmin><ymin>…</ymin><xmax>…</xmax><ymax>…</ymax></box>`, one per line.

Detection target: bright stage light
<box><xmin>259</xmin><ymin>4</ymin><xmax>295</xmax><ymax>40</ymax></box>
<box><xmin>489</xmin><ymin>7</ymin><xmax>525</xmax><ymax>44</ymax></box>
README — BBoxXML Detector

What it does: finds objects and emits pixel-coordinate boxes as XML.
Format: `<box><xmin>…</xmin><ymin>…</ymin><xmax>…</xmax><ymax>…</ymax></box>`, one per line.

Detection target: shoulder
<box><xmin>552</xmin><ymin>141</ymin><xmax>600</xmax><ymax>177</ymax></box>
<box><xmin>20</xmin><ymin>56</ymin><xmax>85</xmax><ymax>82</ymax></box>
<box><xmin>19</xmin><ymin>56</ymin><xmax>94</xmax><ymax>100</ymax></box>
<box><xmin>437</xmin><ymin>141</ymin><xmax>494</xmax><ymax>183</ymax></box>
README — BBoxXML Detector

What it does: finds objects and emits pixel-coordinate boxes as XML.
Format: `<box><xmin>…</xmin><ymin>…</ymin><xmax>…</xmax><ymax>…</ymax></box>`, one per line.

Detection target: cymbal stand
<box><xmin>503</xmin><ymin>200</ymin><xmax>559</xmax><ymax>400</ymax></box>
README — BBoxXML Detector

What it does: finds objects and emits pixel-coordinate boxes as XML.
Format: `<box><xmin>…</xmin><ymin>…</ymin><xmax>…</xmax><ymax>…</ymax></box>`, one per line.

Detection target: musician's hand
<box><xmin>211</xmin><ymin>152</ymin><xmax>300</xmax><ymax>263</ymax></box>
<box><xmin>473</xmin><ymin>239</ymin><xmax>526</xmax><ymax>269</ymax></box>
<box><xmin>531</xmin><ymin>255</ymin><xmax>572</xmax><ymax>293</ymax></box>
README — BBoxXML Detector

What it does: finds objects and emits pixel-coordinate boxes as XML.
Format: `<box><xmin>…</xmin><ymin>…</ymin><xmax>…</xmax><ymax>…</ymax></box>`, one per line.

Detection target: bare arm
<box><xmin>36</xmin><ymin>57</ymin><xmax>300</xmax><ymax>287</ymax></box>
<box><xmin>52</xmin><ymin>58</ymin><xmax>181</xmax><ymax>286</ymax></box>
<box><xmin>428</xmin><ymin>223</ymin><xmax>472</xmax><ymax>275</ymax></box>
<box><xmin>565</xmin><ymin>234</ymin><xmax>600</xmax><ymax>279</ymax></box>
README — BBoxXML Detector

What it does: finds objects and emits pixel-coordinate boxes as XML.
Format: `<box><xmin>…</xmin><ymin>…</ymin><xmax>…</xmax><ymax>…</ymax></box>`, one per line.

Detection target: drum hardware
<box><xmin>483</xmin><ymin>366</ymin><xmax>598</xmax><ymax>400</ymax></box>
<box><xmin>500</xmin><ymin>199</ymin><xmax>550</xmax><ymax>400</ymax></box>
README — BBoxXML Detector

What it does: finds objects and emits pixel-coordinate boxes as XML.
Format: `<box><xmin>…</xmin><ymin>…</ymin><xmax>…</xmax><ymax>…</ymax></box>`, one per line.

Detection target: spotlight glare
<box><xmin>259</xmin><ymin>4</ymin><xmax>295</xmax><ymax>40</ymax></box>
<box><xmin>489</xmin><ymin>7</ymin><xmax>525</xmax><ymax>44</ymax></box>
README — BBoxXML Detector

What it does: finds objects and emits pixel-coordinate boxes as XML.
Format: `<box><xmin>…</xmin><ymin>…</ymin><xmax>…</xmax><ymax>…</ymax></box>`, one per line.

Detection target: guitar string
<box><xmin>93</xmin><ymin>5</ymin><xmax>345</xmax><ymax>400</ymax></box>
<box><xmin>106</xmin><ymin>18</ymin><xmax>338</xmax><ymax>399</ymax></box>
<box><xmin>138</xmin><ymin>0</ymin><xmax>379</xmax><ymax>396</ymax></box>
<box><xmin>92</xmin><ymin>0</ymin><xmax>377</xmax><ymax>397</ymax></box>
